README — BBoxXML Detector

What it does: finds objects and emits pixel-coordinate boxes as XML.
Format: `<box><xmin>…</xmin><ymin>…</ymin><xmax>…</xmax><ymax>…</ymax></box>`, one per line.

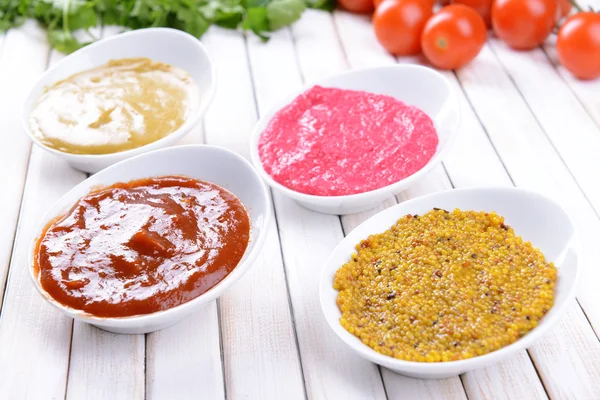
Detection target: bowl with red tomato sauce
<box><xmin>29</xmin><ymin>145</ymin><xmax>271</xmax><ymax>334</ymax></box>
<box><xmin>250</xmin><ymin>65</ymin><xmax>460</xmax><ymax>215</ymax></box>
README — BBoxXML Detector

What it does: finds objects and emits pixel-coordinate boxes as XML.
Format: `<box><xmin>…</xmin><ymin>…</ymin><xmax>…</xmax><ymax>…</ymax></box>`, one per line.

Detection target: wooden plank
<box><xmin>381</xmin><ymin>369</ymin><xmax>468</xmax><ymax>400</ymax></box>
<box><xmin>542</xmin><ymin>0</ymin><xmax>600</xmax><ymax>129</ymax></box>
<box><xmin>489</xmin><ymin>37</ymin><xmax>600</xmax><ymax>218</ymax></box>
<box><xmin>456</xmin><ymin>44</ymin><xmax>600</xmax><ymax>326</ymax></box>
<box><xmin>202</xmin><ymin>29</ymin><xmax>258</xmax><ymax>158</ymax></box>
<box><xmin>462</xmin><ymin>352</ymin><xmax>548</xmax><ymax>400</ymax></box>
<box><xmin>395</xmin><ymin>166</ymin><xmax>453</xmax><ymax>201</ymax></box>
<box><xmin>0</xmin><ymin>22</ymin><xmax>48</xmax><ymax>307</ymax></box>
<box><xmin>200</xmin><ymin>26</ymin><xmax>306</xmax><ymax>399</ymax></box>
<box><xmin>387</xmin><ymin>38</ymin><xmax>600</xmax><ymax>400</ymax></box>
<box><xmin>273</xmin><ymin>191</ymin><xmax>387</xmax><ymax>399</ymax></box>
<box><xmin>0</xmin><ymin>22</ymin><xmax>80</xmax><ymax>399</ymax></box>
<box><xmin>529</xmin><ymin>302</ymin><xmax>600</xmax><ymax>399</ymax></box>
<box><xmin>341</xmin><ymin>166</ymin><xmax>452</xmax><ymax>235</ymax></box>
<box><xmin>333</xmin><ymin>11</ymin><xmax>396</xmax><ymax>67</ymax></box>
<box><xmin>455</xmin><ymin>42</ymin><xmax>600</xmax><ymax>397</ymax></box>
<box><xmin>66</xmin><ymin>324</ymin><xmax>145</xmax><ymax>399</ymax></box>
<box><xmin>291</xmin><ymin>9</ymin><xmax>347</xmax><ymax>82</ymax></box>
<box><xmin>146</xmin><ymin>304</ymin><xmax>225</xmax><ymax>400</ymax></box>
<box><xmin>485</xmin><ymin>33</ymin><xmax>600</xmax><ymax>342</ymax></box>
<box><xmin>341</xmin><ymin>198</ymin><xmax>397</xmax><ymax>235</ymax></box>
<box><xmin>438</xmin><ymin>73</ymin><xmax>514</xmax><ymax>189</ymax></box>
<box><xmin>219</xmin><ymin>221</ymin><xmax>305</xmax><ymax>400</ymax></box>
<box><xmin>0</xmin><ymin>145</ymin><xmax>77</xmax><ymax>398</ymax></box>
<box><xmin>247</xmin><ymin>25</ymin><xmax>387</xmax><ymax>399</ymax></box>
<box><xmin>544</xmin><ymin>46</ymin><xmax>600</xmax><ymax>129</ymax></box>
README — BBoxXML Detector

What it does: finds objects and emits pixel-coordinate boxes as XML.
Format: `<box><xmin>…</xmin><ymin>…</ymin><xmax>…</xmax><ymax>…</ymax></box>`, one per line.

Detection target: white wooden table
<box><xmin>1</xmin><ymin>7</ymin><xmax>600</xmax><ymax>399</ymax></box>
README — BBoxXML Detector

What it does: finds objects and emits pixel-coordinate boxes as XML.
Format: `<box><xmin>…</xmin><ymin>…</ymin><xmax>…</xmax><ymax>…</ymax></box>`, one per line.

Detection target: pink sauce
<box><xmin>258</xmin><ymin>86</ymin><xmax>438</xmax><ymax>196</ymax></box>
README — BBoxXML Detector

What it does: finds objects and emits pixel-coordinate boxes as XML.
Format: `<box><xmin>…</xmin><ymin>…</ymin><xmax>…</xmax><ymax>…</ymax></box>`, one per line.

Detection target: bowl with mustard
<box><xmin>23</xmin><ymin>28</ymin><xmax>215</xmax><ymax>173</ymax></box>
<box><xmin>319</xmin><ymin>187</ymin><xmax>580</xmax><ymax>378</ymax></box>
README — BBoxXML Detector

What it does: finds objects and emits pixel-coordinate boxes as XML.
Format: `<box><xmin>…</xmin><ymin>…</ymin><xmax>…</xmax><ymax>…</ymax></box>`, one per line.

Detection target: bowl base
<box><xmin>295</xmin><ymin>199</ymin><xmax>381</xmax><ymax>215</ymax></box>
<box><xmin>383</xmin><ymin>367</ymin><xmax>467</xmax><ymax>379</ymax></box>
<box><xmin>90</xmin><ymin>318</ymin><xmax>184</xmax><ymax>335</ymax></box>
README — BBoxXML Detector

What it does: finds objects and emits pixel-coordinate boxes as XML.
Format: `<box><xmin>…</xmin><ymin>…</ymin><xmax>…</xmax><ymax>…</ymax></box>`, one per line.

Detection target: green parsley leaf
<box><xmin>174</xmin><ymin>6</ymin><xmax>211</xmax><ymax>37</ymax></box>
<box><xmin>0</xmin><ymin>0</ymin><xmax>328</xmax><ymax>52</ymax></box>
<box><xmin>67</xmin><ymin>3</ymin><xmax>98</xmax><ymax>31</ymax></box>
<box><xmin>198</xmin><ymin>0</ymin><xmax>245</xmax><ymax>29</ymax></box>
<box><xmin>241</xmin><ymin>7</ymin><xmax>269</xmax><ymax>40</ymax></box>
<box><xmin>305</xmin><ymin>0</ymin><xmax>336</xmax><ymax>11</ymax></box>
<box><xmin>47</xmin><ymin>29</ymin><xmax>90</xmax><ymax>53</ymax></box>
<box><xmin>267</xmin><ymin>0</ymin><xmax>306</xmax><ymax>31</ymax></box>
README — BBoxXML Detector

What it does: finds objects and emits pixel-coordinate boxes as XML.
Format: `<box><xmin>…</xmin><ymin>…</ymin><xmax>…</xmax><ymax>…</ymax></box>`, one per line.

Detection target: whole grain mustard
<box><xmin>333</xmin><ymin>209</ymin><xmax>557</xmax><ymax>362</ymax></box>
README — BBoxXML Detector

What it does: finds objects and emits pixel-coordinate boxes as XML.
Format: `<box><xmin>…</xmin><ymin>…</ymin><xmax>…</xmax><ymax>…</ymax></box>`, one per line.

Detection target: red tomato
<box><xmin>339</xmin><ymin>0</ymin><xmax>375</xmax><ymax>13</ymax></box>
<box><xmin>373</xmin><ymin>0</ymin><xmax>434</xmax><ymax>55</ymax></box>
<box><xmin>557</xmin><ymin>12</ymin><xmax>600</xmax><ymax>80</ymax></box>
<box><xmin>491</xmin><ymin>0</ymin><xmax>558</xmax><ymax>50</ymax></box>
<box><xmin>421</xmin><ymin>4</ymin><xmax>487</xmax><ymax>69</ymax></box>
<box><xmin>452</xmin><ymin>0</ymin><xmax>493</xmax><ymax>27</ymax></box>
<box><xmin>558</xmin><ymin>0</ymin><xmax>572</xmax><ymax>18</ymax></box>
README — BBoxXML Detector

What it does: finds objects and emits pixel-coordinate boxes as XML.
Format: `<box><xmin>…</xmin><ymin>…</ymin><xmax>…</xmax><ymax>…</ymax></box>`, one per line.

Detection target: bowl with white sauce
<box><xmin>22</xmin><ymin>28</ymin><xmax>215</xmax><ymax>173</ymax></box>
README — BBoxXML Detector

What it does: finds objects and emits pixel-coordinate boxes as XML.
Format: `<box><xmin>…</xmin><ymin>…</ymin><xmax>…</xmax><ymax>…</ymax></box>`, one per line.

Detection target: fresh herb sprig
<box><xmin>0</xmin><ymin>0</ymin><xmax>334</xmax><ymax>53</ymax></box>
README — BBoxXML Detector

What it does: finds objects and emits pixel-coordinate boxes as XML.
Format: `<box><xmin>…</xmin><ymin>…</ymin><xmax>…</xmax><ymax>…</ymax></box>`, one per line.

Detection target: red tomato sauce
<box><xmin>258</xmin><ymin>86</ymin><xmax>438</xmax><ymax>196</ymax></box>
<box><xmin>34</xmin><ymin>176</ymin><xmax>250</xmax><ymax>318</ymax></box>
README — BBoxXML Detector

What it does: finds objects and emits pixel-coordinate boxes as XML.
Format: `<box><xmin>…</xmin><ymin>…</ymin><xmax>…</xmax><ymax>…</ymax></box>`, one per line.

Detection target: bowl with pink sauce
<box><xmin>250</xmin><ymin>65</ymin><xmax>460</xmax><ymax>215</ymax></box>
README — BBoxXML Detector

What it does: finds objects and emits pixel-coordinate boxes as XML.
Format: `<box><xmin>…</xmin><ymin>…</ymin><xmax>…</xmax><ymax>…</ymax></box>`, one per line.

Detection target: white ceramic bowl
<box><xmin>29</xmin><ymin>145</ymin><xmax>271</xmax><ymax>334</ymax></box>
<box><xmin>250</xmin><ymin>65</ymin><xmax>460</xmax><ymax>215</ymax></box>
<box><xmin>320</xmin><ymin>187</ymin><xmax>580</xmax><ymax>379</ymax></box>
<box><xmin>22</xmin><ymin>28</ymin><xmax>216</xmax><ymax>173</ymax></box>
